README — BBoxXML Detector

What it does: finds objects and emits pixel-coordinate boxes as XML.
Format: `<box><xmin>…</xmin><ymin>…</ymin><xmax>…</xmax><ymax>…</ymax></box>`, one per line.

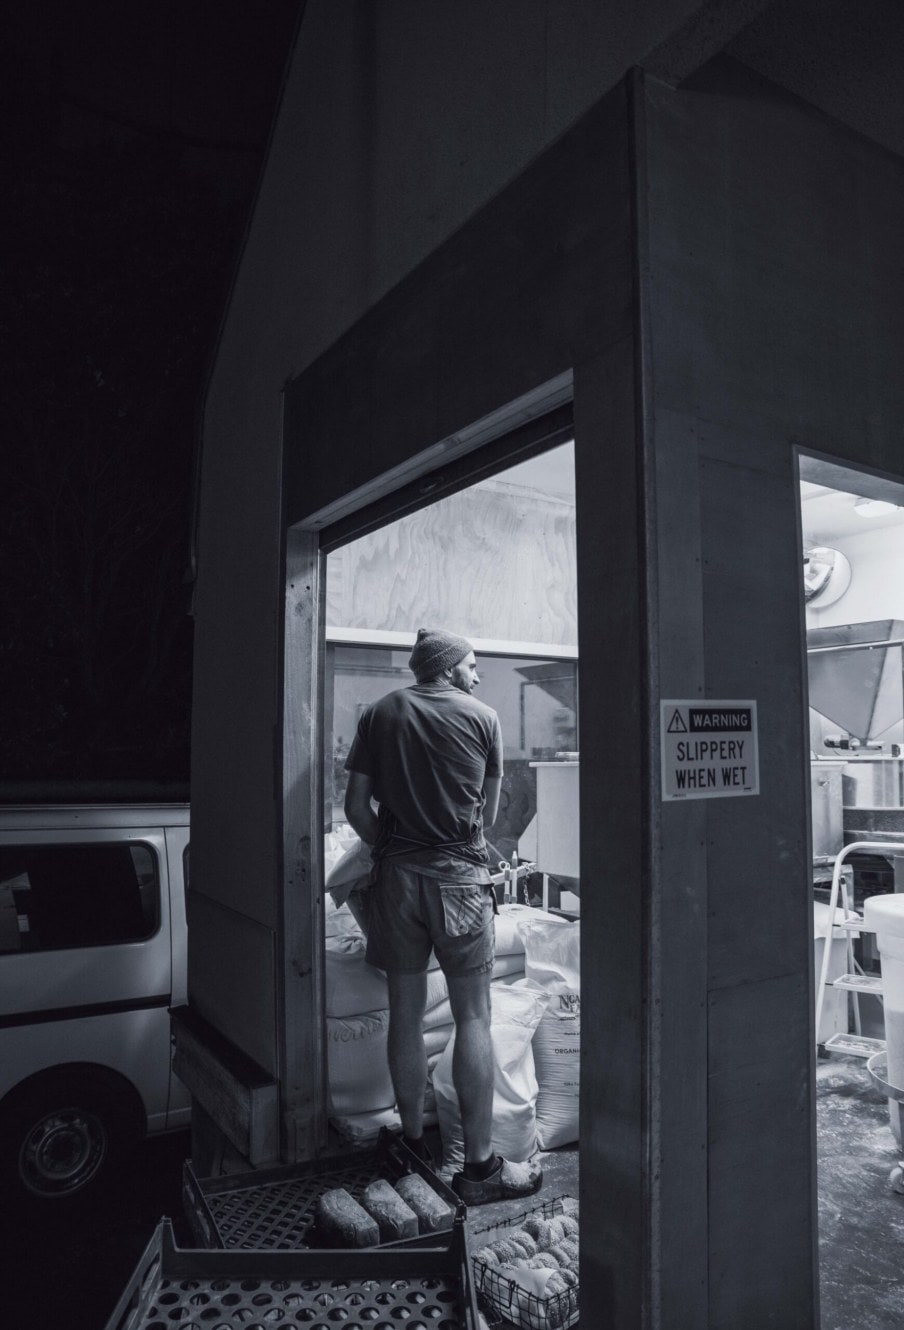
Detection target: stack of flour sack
<box><xmin>324</xmin><ymin>853</ymin><xmax>580</xmax><ymax>1169</ymax></box>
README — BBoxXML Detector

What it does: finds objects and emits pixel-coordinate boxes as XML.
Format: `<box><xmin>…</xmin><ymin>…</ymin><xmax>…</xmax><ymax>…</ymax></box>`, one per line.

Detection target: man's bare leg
<box><xmin>386</xmin><ymin>970</ymin><xmax>429</xmax><ymax>1139</ymax></box>
<box><xmin>446</xmin><ymin>967</ymin><xmax>544</xmax><ymax>1205</ymax></box>
<box><xmin>446</xmin><ymin>969</ymin><xmax>494</xmax><ymax>1162</ymax></box>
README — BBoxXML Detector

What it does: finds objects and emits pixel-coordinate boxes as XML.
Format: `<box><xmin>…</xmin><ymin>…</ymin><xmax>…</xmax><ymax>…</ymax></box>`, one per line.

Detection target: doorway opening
<box><xmin>318</xmin><ymin>439</ymin><xmax>581</xmax><ymax>1182</ymax></box>
<box><xmin>799</xmin><ymin>453</ymin><xmax>904</xmax><ymax>1326</ymax></box>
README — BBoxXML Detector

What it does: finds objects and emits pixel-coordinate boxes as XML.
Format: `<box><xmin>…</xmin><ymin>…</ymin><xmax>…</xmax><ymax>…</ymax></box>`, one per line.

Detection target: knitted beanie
<box><xmin>408</xmin><ymin>628</ymin><xmax>473</xmax><ymax>682</ymax></box>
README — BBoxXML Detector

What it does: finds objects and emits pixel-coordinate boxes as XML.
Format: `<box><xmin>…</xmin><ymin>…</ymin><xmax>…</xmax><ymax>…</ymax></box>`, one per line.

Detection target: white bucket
<box><xmin>863</xmin><ymin>893</ymin><xmax>904</xmax><ymax>1144</ymax></box>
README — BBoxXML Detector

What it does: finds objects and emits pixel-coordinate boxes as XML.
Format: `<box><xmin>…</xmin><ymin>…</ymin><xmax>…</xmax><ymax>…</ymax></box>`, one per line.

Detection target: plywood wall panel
<box><xmin>326</xmin><ymin>485</ymin><xmax>577</xmax><ymax>645</ymax></box>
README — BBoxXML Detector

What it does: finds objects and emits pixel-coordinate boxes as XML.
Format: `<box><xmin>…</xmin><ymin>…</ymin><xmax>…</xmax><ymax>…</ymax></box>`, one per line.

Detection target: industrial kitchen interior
<box><xmin>802</xmin><ymin>456</ymin><xmax>904</xmax><ymax>1318</ymax></box>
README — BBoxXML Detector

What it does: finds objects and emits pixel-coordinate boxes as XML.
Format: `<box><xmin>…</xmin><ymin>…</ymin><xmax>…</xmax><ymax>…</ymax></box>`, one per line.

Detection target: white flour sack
<box><xmin>330</xmin><ymin>1102</ymin><xmax>439</xmax><ymax>1147</ymax></box>
<box><xmin>520</xmin><ymin>915</ymin><xmax>581</xmax><ymax>1149</ymax></box>
<box><xmin>432</xmin><ymin>979</ymin><xmax>549</xmax><ymax>1173</ymax></box>
<box><xmin>494</xmin><ymin>904</ymin><xmax>534</xmax><ymax>956</ymax></box>
<box><xmin>325</xmin><ymin>937</ymin><xmax>450</xmax><ymax>1020</ymax></box>
<box><xmin>324</xmin><ymin>934</ymin><xmax>388</xmax><ymax>1017</ymax></box>
<box><xmin>326</xmin><ymin>1009</ymin><xmax>394</xmax><ymax>1116</ymax></box>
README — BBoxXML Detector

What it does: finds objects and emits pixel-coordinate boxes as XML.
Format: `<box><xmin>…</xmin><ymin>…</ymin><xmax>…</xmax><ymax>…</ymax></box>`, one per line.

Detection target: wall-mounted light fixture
<box><xmin>853</xmin><ymin>496</ymin><xmax>899</xmax><ymax>518</ymax></box>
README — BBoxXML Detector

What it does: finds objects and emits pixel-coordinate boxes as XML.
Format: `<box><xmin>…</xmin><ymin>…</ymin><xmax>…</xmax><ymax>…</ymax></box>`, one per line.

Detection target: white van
<box><xmin>0</xmin><ymin>802</ymin><xmax>190</xmax><ymax>1203</ymax></box>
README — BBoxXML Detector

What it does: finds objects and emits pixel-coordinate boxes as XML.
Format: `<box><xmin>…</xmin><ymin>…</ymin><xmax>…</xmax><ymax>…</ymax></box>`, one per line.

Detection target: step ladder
<box><xmin>815</xmin><ymin>840</ymin><xmax>904</xmax><ymax>1057</ymax></box>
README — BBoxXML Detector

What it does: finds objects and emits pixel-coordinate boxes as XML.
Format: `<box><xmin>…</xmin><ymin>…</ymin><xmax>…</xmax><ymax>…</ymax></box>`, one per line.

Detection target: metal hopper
<box><xmin>807</xmin><ymin>620</ymin><xmax>904</xmax><ymax>743</ymax></box>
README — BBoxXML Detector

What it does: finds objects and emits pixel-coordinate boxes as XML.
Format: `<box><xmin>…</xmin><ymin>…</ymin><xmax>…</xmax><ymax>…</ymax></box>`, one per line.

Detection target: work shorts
<box><xmin>365</xmin><ymin>859</ymin><xmax>496</xmax><ymax>978</ymax></box>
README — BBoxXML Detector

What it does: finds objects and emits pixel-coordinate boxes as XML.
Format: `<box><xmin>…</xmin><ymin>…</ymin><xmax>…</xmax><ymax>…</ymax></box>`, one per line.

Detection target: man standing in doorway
<box><xmin>344</xmin><ymin>627</ymin><xmax>543</xmax><ymax>1205</ymax></box>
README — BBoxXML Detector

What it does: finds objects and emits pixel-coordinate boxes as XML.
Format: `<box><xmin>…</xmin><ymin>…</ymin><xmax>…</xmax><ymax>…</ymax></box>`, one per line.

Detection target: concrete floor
<box><xmin>4</xmin><ymin>1065</ymin><xmax>903</xmax><ymax>1328</ymax></box>
<box><xmin>817</xmin><ymin>1053</ymin><xmax>904</xmax><ymax>1330</ymax></box>
<box><xmin>447</xmin><ymin>1053</ymin><xmax>904</xmax><ymax>1330</ymax></box>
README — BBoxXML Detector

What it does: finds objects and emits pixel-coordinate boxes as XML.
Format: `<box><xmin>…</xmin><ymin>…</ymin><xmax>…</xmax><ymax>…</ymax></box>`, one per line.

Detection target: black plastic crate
<box><xmin>104</xmin><ymin>1216</ymin><xmax>481</xmax><ymax>1330</ymax></box>
<box><xmin>183</xmin><ymin>1127</ymin><xmax>463</xmax><ymax>1250</ymax></box>
<box><xmin>471</xmin><ymin>1195</ymin><xmax>579</xmax><ymax>1330</ymax></box>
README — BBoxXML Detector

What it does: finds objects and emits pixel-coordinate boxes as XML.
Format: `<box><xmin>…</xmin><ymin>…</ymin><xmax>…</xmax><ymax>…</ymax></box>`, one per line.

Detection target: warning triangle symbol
<box><xmin>667</xmin><ymin>709</ymin><xmax>688</xmax><ymax>733</ymax></box>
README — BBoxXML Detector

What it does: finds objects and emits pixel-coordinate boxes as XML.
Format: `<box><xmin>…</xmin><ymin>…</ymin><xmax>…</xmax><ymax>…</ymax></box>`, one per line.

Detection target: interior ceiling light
<box><xmin>853</xmin><ymin>496</ymin><xmax>900</xmax><ymax>518</ymax></box>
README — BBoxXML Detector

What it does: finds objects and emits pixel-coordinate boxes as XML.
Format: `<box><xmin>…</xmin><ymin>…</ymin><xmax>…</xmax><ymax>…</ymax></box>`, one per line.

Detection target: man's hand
<box><xmin>345</xmin><ymin>771</ymin><xmax>380</xmax><ymax>846</ymax></box>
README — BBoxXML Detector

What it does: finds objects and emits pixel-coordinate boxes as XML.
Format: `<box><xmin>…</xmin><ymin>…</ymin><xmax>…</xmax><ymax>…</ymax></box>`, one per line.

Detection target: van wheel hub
<box><xmin>20</xmin><ymin>1108</ymin><xmax>107</xmax><ymax>1195</ymax></box>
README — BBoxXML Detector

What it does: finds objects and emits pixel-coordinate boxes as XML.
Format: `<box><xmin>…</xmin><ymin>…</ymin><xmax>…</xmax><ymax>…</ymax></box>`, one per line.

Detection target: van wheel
<box><xmin>0</xmin><ymin>1070</ymin><xmax>143</xmax><ymax>1204</ymax></box>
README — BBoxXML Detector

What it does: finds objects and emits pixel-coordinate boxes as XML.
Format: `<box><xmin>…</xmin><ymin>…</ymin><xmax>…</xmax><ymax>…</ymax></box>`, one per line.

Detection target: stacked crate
<box><xmin>105</xmin><ymin>1131</ymin><xmax>481</xmax><ymax>1330</ymax></box>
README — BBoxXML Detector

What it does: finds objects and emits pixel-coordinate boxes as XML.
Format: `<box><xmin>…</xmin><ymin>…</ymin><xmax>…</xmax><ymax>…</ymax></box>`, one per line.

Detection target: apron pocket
<box><xmin>439</xmin><ymin>884</ymin><xmax>488</xmax><ymax>937</ymax></box>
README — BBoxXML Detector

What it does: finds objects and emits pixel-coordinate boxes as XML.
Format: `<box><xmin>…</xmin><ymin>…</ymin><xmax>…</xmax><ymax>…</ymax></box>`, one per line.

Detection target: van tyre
<box><xmin>0</xmin><ymin>1069</ymin><xmax>143</xmax><ymax>1205</ymax></box>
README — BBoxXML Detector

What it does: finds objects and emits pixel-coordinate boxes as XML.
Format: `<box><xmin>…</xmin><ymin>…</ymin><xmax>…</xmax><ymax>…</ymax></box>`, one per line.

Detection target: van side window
<box><xmin>0</xmin><ymin>843</ymin><xmax>158</xmax><ymax>953</ymax></box>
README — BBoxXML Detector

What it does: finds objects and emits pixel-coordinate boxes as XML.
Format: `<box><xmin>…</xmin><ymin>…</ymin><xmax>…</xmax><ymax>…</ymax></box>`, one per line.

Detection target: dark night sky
<box><xmin>2</xmin><ymin>2</ymin><xmax>302</xmax><ymax>788</ymax></box>
<box><xmin>5</xmin><ymin>2</ymin><xmax>300</xmax><ymax>166</ymax></box>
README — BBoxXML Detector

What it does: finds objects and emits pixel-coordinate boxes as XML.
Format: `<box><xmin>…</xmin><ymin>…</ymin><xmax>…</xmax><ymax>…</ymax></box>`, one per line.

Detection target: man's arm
<box><xmin>483</xmin><ymin>775</ymin><xmax>502</xmax><ymax>828</ymax></box>
<box><xmin>344</xmin><ymin>770</ymin><xmax>379</xmax><ymax>846</ymax></box>
<box><xmin>483</xmin><ymin>715</ymin><xmax>504</xmax><ymax>828</ymax></box>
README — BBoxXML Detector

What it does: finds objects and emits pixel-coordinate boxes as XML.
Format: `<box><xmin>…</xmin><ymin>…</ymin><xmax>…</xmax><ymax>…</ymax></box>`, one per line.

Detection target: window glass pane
<box><xmin>0</xmin><ymin>843</ymin><xmax>159</xmax><ymax>953</ymax></box>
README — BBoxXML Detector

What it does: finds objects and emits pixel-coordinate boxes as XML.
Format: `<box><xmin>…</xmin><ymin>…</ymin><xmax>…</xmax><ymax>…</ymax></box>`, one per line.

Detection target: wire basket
<box><xmin>104</xmin><ymin>1216</ymin><xmax>482</xmax><ymax>1330</ymax></box>
<box><xmin>471</xmin><ymin>1195</ymin><xmax>579</xmax><ymax>1330</ymax></box>
<box><xmin>183</xmin><ymin>1127</ymin><xmax>462</xmax><ymax>1250</ymax></box>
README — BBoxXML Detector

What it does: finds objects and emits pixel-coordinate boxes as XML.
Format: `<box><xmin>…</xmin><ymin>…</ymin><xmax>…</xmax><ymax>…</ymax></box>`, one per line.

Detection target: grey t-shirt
<box><xmin>345</xmin><ymin>681</ymin><xmax>503</xmax><ymax>882</ymax></box>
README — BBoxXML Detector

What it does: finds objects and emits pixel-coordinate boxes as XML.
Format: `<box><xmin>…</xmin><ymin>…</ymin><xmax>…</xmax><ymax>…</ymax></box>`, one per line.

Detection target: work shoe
<box><xmin>451</xmin><ymin>1155</ymin><xmax>543</xmax><ymax>1207</ymax></box>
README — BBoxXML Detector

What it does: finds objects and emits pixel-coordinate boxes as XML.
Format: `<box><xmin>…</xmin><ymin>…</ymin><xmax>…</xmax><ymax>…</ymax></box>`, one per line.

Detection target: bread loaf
<box><xmin>528</xmin><ymin>1251</ymin><xmax>559</xmax><ymax>1270</ymax></box>
<box><xmin>486</xmin><ymin>1236</ymin><xmax>523</xmax><ymax>1263</ymax></box>
<box><xmin>473</xmin><ymin>1244</ymin><xmax>500</xmax><ymax>1266</ymax></box>
<box><xmin>360</xmin><ymin>1178</ymin><xmax>419</xmax><ymax>1242</ymax></box>
<box><xmin>314</xmin><ymin>1187</ymin><xmax>380</xmax><ymax>1247</ymax></box>
<box><xmin>394</xmin><ymin>1172</ymin><xmax>455</xmax><ymax>1233</ymax></box>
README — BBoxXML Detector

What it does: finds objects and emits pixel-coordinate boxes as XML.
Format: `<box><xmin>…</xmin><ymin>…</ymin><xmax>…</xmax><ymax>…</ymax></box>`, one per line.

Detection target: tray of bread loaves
<box><xmin>183</xmin><ymin>1127</ymin><xmax>462</xmax><ymax>1251</ymax></box>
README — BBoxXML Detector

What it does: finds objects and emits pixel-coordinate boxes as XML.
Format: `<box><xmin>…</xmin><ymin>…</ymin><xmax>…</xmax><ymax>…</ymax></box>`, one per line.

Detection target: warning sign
<box><xmin>661</xmin><ymin>700</ymin><xmax>759</xmax><ymax>801</ymax></box>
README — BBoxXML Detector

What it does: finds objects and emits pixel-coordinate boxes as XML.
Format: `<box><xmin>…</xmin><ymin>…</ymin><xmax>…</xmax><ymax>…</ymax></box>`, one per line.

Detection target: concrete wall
<box><xmin>188</xmin><ymin>3</ymin><xmax>904</xmax><ymax>1324</ymax></box>
<box><xmin>641</xmin><ymin>57</ymin><xmax>904</xmax><ymax>1326</ymax></box>
<box><xmin>189</xmin><ymin>0</ymin><xmax>723</xmax><ymax>1073</ymax></box>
